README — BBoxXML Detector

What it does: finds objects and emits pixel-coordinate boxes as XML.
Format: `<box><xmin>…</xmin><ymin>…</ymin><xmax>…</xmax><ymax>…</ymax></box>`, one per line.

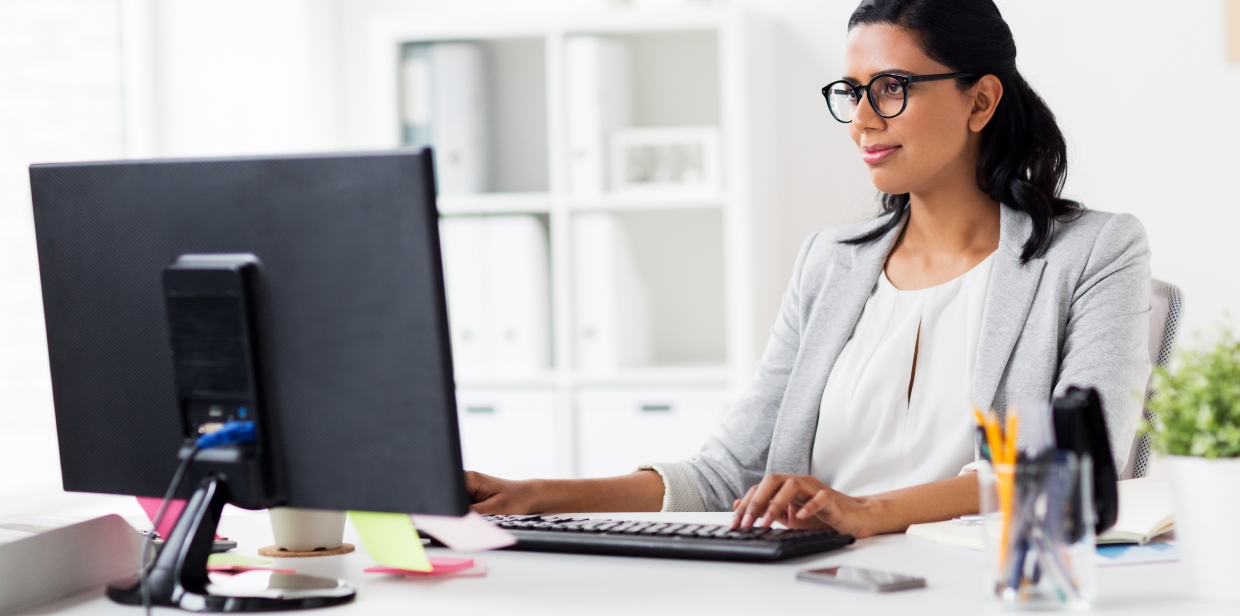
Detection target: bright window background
<box><xmin>2</xmin><ymin>0</ymin><xmax>1236</xmax><ymax>502</ymax></box>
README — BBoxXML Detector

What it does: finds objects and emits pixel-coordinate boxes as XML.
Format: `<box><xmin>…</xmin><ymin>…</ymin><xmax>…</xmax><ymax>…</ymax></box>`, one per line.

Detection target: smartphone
<box><xmin>797</xmin><ymin>566</ymin><xmax>926</xmax><ymax>593</ymax></box>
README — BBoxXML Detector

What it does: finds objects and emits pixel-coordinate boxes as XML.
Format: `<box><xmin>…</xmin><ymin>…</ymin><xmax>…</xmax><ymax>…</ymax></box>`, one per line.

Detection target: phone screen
<box><xmin>797</xmin><ymin>566</ymin><xmax>926</xmax><ymax>592</ymax></box>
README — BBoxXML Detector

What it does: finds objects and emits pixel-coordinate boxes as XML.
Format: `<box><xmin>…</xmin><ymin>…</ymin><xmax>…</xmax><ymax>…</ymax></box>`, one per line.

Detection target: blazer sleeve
<box><xmin>642</xmin><ymin>233</ymin><xmax>819</xmax><ymax>511</ymax></box>
<box><xmin>1055</xmin><ymin>213</ymin><xmax>1152</xmax><ymax>472</ymax></box>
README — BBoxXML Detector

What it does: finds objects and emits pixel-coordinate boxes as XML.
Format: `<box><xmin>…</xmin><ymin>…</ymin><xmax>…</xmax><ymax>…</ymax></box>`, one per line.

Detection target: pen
<box><xmin>973</xmin><ymin>408</ymin><xmax>992</xmax><ymax>461</ymax></box>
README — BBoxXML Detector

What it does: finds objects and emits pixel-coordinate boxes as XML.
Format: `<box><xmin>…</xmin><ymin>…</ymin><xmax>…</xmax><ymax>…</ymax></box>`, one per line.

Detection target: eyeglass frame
<box><xmin>821</xmin><ymin>72</ymin><xmax>979</xmax><ymax>123</ymax></box>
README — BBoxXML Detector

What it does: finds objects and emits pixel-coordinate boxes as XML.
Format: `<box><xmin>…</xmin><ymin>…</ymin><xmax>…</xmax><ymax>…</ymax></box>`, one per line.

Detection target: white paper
<box><xmin>409</xmin><ymin>512</ymin><xmax>516</xmax><ymax>551</ymax></box>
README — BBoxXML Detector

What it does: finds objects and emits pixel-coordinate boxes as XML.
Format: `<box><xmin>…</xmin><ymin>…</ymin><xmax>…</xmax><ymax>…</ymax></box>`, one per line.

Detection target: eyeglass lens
<box><xmin>826</xmin><ymin>75</ymin><xmax>907</xmax><ymax>122</ymax></box>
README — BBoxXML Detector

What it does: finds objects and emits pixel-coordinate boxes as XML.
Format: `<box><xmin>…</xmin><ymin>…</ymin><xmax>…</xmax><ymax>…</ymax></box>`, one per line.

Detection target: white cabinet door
<box><xmin>576</xmin><ymin>386</ymin><xmax>730</xmax><ymax>478</ymax></box>
<box><xmin>456</xmin><ymin>387</ymin><xmax>556</xmax><ymax>480</ymax></box>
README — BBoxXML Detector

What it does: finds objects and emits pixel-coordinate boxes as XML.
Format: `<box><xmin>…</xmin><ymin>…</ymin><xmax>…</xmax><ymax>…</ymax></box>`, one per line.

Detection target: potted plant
<box><xmin>1144</xmin><ymin>328</ymin><xmax>1240</xmax><ymax>605</ymax></box>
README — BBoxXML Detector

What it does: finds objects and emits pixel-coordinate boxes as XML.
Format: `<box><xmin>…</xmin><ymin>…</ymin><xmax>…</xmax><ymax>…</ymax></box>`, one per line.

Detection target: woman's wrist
<box><xmin>853</xmin><ymin>494</ymin><xmax>897</xmax><ymax>536</ymax></box>
<box><xmin>853</xmin><ymin>474</ymin><xmax>980</xmax><ymax>535</ymax></box>
<box><xmin>524</xmin><ymin>478</ymin><xmax>560</xmax><ymax>514</ymax></box>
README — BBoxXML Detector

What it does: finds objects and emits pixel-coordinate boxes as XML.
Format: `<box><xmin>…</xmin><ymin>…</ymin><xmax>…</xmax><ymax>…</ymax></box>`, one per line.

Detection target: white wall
<box><xmin>1</xmin><ymin>0</ymin><xmax>1236</xmax><ymax>497</ymax></box>
<box><xmin>150</xmin><ymin>0</ymin><xmax>344</xmax><ymax>156</ymax></box>
<box><xmin>0</xmin><ymin>0</ymin><xmax>124</xmax><ymax>497</ymax></box>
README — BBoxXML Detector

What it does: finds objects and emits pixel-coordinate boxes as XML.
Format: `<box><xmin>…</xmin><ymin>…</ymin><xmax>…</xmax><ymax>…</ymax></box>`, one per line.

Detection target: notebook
<box><xmin>1097</xmin><ymin>476</ymin><xmax>1175</xmax><ymax>545</ymax></box>
<box><xmin>906</xmin><ymin>477</ymin><xmax>1175</xmax><ymax>549</ymax></box>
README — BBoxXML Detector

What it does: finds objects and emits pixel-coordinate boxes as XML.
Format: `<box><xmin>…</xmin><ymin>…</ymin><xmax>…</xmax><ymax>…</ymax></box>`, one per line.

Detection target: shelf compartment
<box><xmin>438</xmin><ymin>192</ymin><xmax>554</xmax><ymax>215</ymax></box>
<box><xmin>568</xmin><ymin>191</ymin><xmax>724</xmax><ymax>212</ymax></box>
<box><xmin>399</xmin><ymin>37</ymin><xmax>548</xmax><ymax>193</ymax></box>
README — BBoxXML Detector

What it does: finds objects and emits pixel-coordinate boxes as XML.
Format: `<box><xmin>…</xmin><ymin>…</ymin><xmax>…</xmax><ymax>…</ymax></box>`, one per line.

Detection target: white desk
<box><xmin>26</xmin><ymin>507</ymin><xmax>1228</xmax><ymax>615</ymax></box>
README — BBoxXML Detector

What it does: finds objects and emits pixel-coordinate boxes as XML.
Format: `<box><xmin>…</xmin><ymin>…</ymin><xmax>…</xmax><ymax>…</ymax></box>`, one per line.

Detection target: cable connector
<box><xmin>195</xmin><ymin>421</ymin><xmax>256</xmax><ymax>449</ymax></box>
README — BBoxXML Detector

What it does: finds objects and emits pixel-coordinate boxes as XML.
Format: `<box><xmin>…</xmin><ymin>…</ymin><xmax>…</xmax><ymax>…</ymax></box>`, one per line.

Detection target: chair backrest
<box><xmin>1121</xmin><ymin>279</ymin><xmax>1184</xmax><ymax>479</ymax></box>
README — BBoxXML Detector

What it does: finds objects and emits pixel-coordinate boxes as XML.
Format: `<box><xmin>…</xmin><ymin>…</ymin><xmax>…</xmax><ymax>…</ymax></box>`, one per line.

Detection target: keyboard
<box><xmin>481</xmin><ymin>515</ymin><xmax>855</xmax><ymax>562</ymax></box>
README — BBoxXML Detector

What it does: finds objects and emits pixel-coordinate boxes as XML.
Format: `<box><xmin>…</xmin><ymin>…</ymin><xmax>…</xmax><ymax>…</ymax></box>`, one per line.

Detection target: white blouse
<box><xmin>809</xmin><ymin>253</ymin><xmax>995</xmax><ymax>496</ymax></box>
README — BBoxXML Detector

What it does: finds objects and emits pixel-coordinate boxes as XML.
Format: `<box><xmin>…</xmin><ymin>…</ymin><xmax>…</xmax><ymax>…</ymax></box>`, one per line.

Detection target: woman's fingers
<box><xmin>795</xmin><ymin>489</ymin><xmax>834</xmax><ymax>521</ymax></box>
<box><xmin>760</xmin><ymin>478</ymin><xmax>809</xmax><ymax>527</ymax></box>
<box><xmin>731</xmin><ymin>485</ymin><xmax>759</xmax><ymax>529</ymax></box>
<box><xmin>741</xmin><ymin>474</ymin><xmax>791</xmax><ymax>528</ymax></box>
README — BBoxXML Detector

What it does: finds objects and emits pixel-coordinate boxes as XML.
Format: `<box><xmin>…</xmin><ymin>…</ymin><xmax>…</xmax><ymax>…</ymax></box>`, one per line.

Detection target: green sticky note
<box><xmin>207</xmin><ymin>553</ymin><xmax>271</xmax><ymax>567</ymax></box>
<box><xmin>348</xmin><ymin>511</ymin><xmax>432</xmax><ymax>572</ymax></box>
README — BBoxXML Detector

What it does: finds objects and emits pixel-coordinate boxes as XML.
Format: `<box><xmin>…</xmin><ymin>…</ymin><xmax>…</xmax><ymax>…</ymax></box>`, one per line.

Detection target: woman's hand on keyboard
<box><xmin>730</xmin><ymin>473</ymin><xmax>877</xmax><ymax>538</ymax></box>
<box><xmin>466</xmin><ymin>470</ymin><xmax>665</xmax><ymax>514</ymax></box>
<box><xmin>467</xmin><ymin>471</ymin><xmax>541</xmax><ymax>515</ymax></box>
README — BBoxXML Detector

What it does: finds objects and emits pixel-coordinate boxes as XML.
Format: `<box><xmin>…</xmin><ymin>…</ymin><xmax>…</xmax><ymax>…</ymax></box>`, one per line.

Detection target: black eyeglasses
<box><xmin>821</xmin><ymin>72</ymin><xmax>978</xmax><ymax>123</ymax></box>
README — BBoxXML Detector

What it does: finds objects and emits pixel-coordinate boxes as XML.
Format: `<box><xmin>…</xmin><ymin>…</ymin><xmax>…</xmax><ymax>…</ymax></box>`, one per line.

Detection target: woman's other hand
<box><xmin>730</xmin><ymin>473</ymin><xmax>878</xmax><ymax>538</ymax></box>
<box><xmin>466</xmin><ymin>470</ymin><xmax>665</xmax><ymax>515</ymax></box>
<box><xmin>466</xmin><ymin>471</ymin><xmax>543</xmax><ymax>515</ymax></box>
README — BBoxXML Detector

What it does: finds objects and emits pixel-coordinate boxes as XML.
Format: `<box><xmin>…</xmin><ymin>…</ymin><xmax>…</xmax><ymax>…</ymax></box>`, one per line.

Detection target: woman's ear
<box><xmin>967</xmin><ymin>74</ymin><xmax>1004</xmax><ymax>133</ymax></box>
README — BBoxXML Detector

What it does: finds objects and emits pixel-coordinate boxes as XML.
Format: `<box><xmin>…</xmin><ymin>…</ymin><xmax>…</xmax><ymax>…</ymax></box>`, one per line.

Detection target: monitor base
<box><xmin>106</xmin><ymin>571</ymin><xmax>355</xmax><ymax>612</ymax></box>
<box><xmin>108</xmin><ymin>474</ymin><xmax>355</xmax><ymax>612</ymax></box>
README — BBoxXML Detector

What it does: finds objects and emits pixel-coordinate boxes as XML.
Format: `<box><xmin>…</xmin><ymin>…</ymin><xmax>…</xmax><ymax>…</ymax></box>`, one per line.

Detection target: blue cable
<box><xmin>140</xmin><ymin>421</ymin><xmax>258</xmax><ymax>615</ymax></box>
<box><xmin>195</xmin><ymin>420</ymin><xmax>256</xmax><ymax>449</ymax></box>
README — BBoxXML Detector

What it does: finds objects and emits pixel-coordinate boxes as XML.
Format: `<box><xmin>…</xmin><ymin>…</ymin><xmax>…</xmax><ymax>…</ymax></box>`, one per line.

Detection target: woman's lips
<box><xmin>860</xmin><ymin>144</ymin><xmax>901</xmax><ymax>164</ymax></box>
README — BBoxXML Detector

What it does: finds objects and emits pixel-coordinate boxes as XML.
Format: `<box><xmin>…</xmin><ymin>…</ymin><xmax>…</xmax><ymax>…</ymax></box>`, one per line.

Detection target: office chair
<box><xmin>1121</xmin><ymin>279</ymin><xmax>1184</xmax><ymax>480</ymax></box>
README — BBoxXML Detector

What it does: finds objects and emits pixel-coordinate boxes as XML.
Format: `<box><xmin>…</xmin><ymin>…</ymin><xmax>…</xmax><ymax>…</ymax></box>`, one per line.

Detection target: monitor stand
<box><xmin>107</xmin><ymin>474</ymin><xmax>356</xmax><ymax>612</ymax></box>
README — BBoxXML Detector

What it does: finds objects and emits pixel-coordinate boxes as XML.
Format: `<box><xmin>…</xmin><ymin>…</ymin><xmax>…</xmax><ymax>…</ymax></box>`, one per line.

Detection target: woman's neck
<box><xmin>902</xmin><ymin>176</ymin><xmax>1000</xmax><ymax>257</ymax></box>
<box><xmin>902</xmin><ymin>190</ymin><xmax>1006</xmax><ymax>252</ymax></box>
<box><xmin>883</xmin><ymin>169</ymin><xmax>1001</xmax><ymax>291</ymax></box>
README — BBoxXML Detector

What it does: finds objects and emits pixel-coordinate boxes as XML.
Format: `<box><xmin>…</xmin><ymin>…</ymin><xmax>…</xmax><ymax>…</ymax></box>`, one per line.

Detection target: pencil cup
<box><xmin>978</xmin><ymin>454</ymin><xmax>1096</xmax><ymax>610</ymax></box>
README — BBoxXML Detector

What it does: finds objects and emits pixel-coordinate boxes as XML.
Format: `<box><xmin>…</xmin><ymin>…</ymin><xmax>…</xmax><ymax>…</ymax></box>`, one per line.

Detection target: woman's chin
<box><xmin>867</xmin><ymin>173</ymin><xmax>912</xmax><ymax>197</ymax></box>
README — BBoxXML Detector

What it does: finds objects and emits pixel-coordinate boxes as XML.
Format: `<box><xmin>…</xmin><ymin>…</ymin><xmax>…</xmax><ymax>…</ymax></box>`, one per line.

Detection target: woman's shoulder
<box><xmin>1043</xmin><ymin>208</ymin><xmax>1149</xmax><ymax>264</ymax></box>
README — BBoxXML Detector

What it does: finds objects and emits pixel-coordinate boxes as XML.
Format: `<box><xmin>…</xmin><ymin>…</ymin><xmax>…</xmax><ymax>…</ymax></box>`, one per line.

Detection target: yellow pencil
<box><xmin>996</xmin><ymin>408</ymin><xmax>1019</xmax><ymax>570</ymax></box>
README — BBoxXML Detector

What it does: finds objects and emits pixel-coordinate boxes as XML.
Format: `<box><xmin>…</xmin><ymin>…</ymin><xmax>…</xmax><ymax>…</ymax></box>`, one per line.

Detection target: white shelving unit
<box><xmin>359</xmin><ymin>6</ymin><xmax>778</xmax><ymax>479</ymax></box>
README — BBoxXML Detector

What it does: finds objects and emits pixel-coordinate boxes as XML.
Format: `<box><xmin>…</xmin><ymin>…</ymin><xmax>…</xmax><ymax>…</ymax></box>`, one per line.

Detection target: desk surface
<box><xmin>24</xmin><ymin>504</ymin><xmax>1227</xmax><ymax>615</ymax></box>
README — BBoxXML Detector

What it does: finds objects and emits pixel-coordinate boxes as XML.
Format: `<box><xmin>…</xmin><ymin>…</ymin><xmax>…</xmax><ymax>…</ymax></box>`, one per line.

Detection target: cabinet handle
<box><xmin>466</xmin><ymin>406</ymin><xmax>495</xmax><ymax>414</ymax></box>
<box><xmin>640</xmin><ymin>404</ymin><xmax>672</xmax><ymax>412</ymax></box>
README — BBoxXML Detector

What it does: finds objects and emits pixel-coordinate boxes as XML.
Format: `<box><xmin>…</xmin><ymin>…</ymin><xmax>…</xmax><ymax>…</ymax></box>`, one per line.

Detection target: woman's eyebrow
<box><xmin>840</xmin><ymin>68</ymin><xmax>916</xmax><ymax>83</ymax></box>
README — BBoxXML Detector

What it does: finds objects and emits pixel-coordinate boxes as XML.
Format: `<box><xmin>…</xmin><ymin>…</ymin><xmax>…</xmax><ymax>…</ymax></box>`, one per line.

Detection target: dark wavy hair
<box><xmin>841</xmin><ymin>0</ymin><xmax>1079</xmax><ymax>263</ymax></box>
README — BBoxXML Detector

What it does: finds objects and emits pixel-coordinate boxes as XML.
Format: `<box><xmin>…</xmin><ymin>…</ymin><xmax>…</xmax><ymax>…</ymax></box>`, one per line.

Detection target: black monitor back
<box><xmin>29</xmin><ymin>149</ymin><xmax>469</xmax><ymax>516</ymax></box>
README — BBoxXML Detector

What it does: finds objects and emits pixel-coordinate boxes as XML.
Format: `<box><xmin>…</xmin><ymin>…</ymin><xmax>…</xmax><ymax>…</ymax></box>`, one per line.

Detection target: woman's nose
<box><xmin>851</xmin><ymin>93</ymin><xmax>886</xmax><ymax>134</ymax></box>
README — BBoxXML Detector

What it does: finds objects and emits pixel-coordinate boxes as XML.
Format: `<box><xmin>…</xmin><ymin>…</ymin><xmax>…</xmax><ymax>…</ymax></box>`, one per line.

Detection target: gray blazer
<box><xmin>650</xmin><ymin>206</ymin><xmax>1152</xmax><ymax>512</ymax></box>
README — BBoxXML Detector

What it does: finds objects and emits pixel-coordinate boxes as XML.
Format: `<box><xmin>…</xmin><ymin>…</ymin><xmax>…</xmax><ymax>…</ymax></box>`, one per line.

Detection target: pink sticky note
<box><xmin>136</xmin><ymin>497</ymin><xmax>221</xmax><ymax>539</ymax></box>
<box><xmin>408</xmin><ymin>512</ymin><xmax>516</xmax><ymax>551</ymax></box>
<box><xmin>137</xmin><ymin>497</ymin><xmax>187</xmax><ymax>539</ymax></box>
<box><xmin>365</xmin><ymin>556</ymin><xmax>476</xmax><ymax>577</ymax></box>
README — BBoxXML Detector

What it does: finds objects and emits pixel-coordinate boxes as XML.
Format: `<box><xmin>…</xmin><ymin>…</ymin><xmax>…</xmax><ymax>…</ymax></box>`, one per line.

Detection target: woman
<box><xmin>467</xmin><ymin>0</ymin><xmax>1151</xmax><ymax>537</ymax></box>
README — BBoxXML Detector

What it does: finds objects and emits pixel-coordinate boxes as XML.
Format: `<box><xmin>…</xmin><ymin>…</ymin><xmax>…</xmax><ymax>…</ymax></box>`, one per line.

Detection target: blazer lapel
<box><xmin>766</xmin><ymin>213</ymin><xmax>906</xmax><ymax>474</ymax></box>
<box><xmin>972</xmin><ymin>207</ymin><xmax>1046</xmax><ymax>414</ymax></box>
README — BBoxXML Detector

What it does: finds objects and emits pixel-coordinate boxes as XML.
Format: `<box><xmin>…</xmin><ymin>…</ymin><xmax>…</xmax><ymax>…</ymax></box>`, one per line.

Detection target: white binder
<box><xmin>485</xmin><ymin>216</ymin><xmax>551</xmax><ymax>375</ymax></box>
<box><xmin>565</xmin><ymin>35</ymin><xmax>632</xmax><ymax>195</ymax></box>
<box><xmin>439</xmin><ymin>217</ymin><xmax>490</xmax><ymax>376</ymax></box>
<box><xmin>440</xmin><ymin>215</ymin><xmax>551</xmax><ymax>377</ymax></box>
<box><xmin>573</xmin><ymin>213</ymin><xmax>651</xmax><ymax>372</ymax></box>
<box><xmin>401</xmin><ymin>43</ymin><xmax>489</xmax><ymax>194</ymax></box>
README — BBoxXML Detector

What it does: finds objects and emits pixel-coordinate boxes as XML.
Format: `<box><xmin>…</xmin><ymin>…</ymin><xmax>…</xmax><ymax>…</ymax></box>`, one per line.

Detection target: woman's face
<box><xmin>842</xmin><ymin>24</ymin><xmax>997</xmax><ymax>196</ymax></box>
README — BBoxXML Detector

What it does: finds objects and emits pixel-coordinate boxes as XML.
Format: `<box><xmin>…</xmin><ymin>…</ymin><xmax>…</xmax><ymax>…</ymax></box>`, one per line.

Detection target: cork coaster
<box><xmin>258</xmin><ymin>543</ymin><xmax>356</xmax><ymax>558</ymax></box>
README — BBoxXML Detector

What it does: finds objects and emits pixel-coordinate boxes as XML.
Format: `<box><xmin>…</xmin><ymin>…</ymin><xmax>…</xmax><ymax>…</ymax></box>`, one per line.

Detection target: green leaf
<box><xmin>1145</xmin><ymin>326</ymin><xmax>1240</xmax><ymax>458</ymax></box>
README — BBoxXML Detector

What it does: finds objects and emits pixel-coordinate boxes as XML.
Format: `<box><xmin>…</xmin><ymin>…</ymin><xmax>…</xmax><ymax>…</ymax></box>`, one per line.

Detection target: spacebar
<box><xmin>503</xmin><ymin>532</ymin><xmax>779</xmax><ymax>561</ymax></box>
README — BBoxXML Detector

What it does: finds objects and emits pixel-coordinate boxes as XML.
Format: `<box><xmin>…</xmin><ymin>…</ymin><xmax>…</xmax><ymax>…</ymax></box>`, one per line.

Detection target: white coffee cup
<box><xmin>268</xmin><ymin>508</ymin><xmax>346</xmax><ymax>552</ymax></box>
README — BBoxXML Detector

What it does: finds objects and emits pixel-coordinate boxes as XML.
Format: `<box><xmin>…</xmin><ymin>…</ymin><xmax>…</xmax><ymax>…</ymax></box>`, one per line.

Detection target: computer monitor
<box><xmin>29</xmin><ymin>149</ymin><xmax>468</xmax><ymax>610</ymax></box>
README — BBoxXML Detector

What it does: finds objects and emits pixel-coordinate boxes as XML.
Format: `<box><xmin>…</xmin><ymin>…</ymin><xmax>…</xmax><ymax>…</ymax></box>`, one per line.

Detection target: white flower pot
<box><xmin>268</xmin><ymin>508</ymin><xmax>346</xmax><ymax>552</ymax></box>
<box><xmin>1165</xmin><ymin>455</ymin><xmax>1240</xmax><ymax>604</ymax></box>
